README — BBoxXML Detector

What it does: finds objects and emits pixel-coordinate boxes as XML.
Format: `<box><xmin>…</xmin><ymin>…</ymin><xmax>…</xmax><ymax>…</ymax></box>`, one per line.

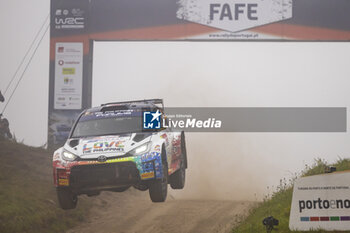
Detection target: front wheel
<box><xmin>149</xmin><ymin>150</ymin><xmax>168</xmax><ymax>202</ymax></box>
<box><xmin>56</xmin><ymin>188</ymin><xmax>77</xmax><ymax>210</ymax></box>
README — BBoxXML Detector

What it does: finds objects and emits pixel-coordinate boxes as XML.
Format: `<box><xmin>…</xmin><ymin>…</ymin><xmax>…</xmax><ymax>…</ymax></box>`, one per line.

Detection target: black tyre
<box><xmin>56</xmin><ymin>188</ymin><xmax>77</xmax><ymax>210</ymax></box>
<box><xmin>149</xmin><ymin>149</ymin><xmax>168</xmax><ymax>202</ymax></box>
<box><xmin>170</xmin><ymin>136</ymin><xmax>186</xmax><ymax>189</ymax></box>
<box><xmin>180</xmin><ymin>132</ymin><xmax>188</xmax><ymax>169</ymax></box>
<box><xmin>170</xmin><ymin>160</ymin><xmax>185</xmax><ymax>189</ymax></box>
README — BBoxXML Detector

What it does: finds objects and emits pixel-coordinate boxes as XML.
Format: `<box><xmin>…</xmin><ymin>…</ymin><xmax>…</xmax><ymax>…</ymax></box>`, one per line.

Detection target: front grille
<box><xmin>69</xmin><ymin>162</ymin><xmax>139</xmax><ymax>189</ymax></box>
<box><xmin>76</xmin><ymin>153</ymin><xmax>133</xmax><ymax>161</ymax></box>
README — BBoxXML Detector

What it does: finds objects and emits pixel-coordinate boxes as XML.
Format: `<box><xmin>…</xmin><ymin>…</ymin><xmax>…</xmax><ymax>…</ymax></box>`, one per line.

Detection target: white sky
<box><xmin>1</xmin><ymin>0</ymin><xmax>350</xmax><ymax>199</ymax></box>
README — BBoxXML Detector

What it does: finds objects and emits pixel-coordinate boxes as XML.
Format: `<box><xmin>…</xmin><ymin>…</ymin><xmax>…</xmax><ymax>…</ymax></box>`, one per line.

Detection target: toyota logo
<box><xmin>97</xmin><ymin>155</ymin><xmax>107</xmax><ymax>162</ymax></box>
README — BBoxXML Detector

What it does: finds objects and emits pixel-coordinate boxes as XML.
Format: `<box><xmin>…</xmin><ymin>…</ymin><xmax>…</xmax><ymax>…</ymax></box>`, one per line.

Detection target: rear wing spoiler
<box><xmin>101</xmin><ymin>99</ymin><xmax>164</xmax><ymax>110</ymax></box>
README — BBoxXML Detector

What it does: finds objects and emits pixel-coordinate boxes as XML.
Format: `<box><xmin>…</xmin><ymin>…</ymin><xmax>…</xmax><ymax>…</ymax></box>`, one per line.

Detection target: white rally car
<box><xmin>53</xmin><ymin>99</ymin><xmax>187</xmax><ymax>209</ymax></box>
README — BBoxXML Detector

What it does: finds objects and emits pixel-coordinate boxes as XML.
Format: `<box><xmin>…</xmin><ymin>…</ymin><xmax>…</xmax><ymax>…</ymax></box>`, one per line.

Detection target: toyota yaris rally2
<box><xmin>52</xmin><ymin>99</ymin><xmax>187</xmax><ymax>209</ymax></box>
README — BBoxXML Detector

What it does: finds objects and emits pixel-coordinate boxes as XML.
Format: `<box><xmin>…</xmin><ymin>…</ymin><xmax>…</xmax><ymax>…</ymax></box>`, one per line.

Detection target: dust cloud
<box><xmin>92</xmin><ymin>42</ymin><xmax>350</xmax><ymax>202</ymax></box>
<box><xmin>169</xmin><ymin>133</ymin><xmax>274</xmax><ymax>201</ymax></box>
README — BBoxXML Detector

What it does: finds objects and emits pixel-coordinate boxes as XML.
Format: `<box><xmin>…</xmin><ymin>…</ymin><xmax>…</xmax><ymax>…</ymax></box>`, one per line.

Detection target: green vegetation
<box><xmin>233</xmin><ymin>158</ymin><xmax>350</xmax><ymax>233</ymax></box>
<box><xmin>0</xmin><ymin>140</ymin><xmax>91</xmax><ymax>233</ymax></box>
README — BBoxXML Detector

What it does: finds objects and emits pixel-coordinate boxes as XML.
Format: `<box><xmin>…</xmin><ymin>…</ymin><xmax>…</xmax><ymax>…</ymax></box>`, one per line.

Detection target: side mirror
<box><xmin>0</xmin><ymin>91</ymin><xmax>4</xmax><ymax>103</ymax></box>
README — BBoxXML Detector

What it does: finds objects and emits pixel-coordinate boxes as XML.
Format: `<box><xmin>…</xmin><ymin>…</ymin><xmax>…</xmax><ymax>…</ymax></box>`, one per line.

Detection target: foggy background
<box><xmin>1</xmin><ymin>0</ymin><xmax>350</xmax><ymax>200</ymax></box>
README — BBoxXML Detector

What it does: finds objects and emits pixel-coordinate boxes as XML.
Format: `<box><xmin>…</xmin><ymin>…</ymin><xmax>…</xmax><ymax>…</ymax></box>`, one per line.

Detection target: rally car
<box><xmin>52</xmin><ymin>99</ymin><xmax>187</xmax><ymax>209</ymax></box>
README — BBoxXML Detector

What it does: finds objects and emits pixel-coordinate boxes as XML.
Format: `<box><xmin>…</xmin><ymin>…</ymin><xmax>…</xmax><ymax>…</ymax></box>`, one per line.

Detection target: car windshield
<box><xmin>71</xmin><ymin>111</ymin><xmax>142</xmax><ymax>137</ymax></box>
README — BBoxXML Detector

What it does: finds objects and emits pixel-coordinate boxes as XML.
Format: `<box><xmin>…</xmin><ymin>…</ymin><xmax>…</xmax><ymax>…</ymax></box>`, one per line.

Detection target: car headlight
<box><xmin>130</xmin><ymin>142</ymin><xmax>151</xmax><ymax>156</ymax></box>
<box><xmin>62</xmin><ymin>150</ymin><xmax>78</xmax><ymax>161</ymax></box>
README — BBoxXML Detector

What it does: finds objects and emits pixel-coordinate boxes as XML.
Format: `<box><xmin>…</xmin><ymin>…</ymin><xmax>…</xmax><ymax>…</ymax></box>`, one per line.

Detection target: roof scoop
<box><xmin>101</xmin><ymin>105</ymin><xmax>129</xmax><ymax>112</ymax></box>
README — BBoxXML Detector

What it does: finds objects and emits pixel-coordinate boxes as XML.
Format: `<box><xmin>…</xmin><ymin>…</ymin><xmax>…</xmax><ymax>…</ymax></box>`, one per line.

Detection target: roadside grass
<box><xmin>0</xmin><ymin>139</ymin><xmax>91</xmax><ymax>233</ymax></box>
<box><xmin>232</xmin><ymin>158</ymin><xmax>350</xmax><ymax>233</ymax></box>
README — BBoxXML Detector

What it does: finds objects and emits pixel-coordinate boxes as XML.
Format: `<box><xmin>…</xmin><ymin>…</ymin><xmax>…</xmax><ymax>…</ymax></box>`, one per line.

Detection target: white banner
<box><xmin>54</xmin><ymin>43</ymin><xmax>83</xmax><ymax>110</ymax></box>
<box><xmin>289</xmin><ymin>172</ymin><xmax>350</xmax><ymax>231</ymax></box>
<box><xmin>177</xmin><ymin>0</ymin><xmax>292</xmax><ymax>33</ymax></box>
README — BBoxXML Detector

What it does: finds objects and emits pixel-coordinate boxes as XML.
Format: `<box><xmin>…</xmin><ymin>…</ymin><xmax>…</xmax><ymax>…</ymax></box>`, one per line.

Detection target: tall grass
<box><xmin>233</xmin><ymin>158</ymin><xmax>350</xmax><ymax>233</ymax></box>
<box><xmin>0</xmin><ymin>139</ymin><xmax>91</xmax><ymax>233</ymax></box>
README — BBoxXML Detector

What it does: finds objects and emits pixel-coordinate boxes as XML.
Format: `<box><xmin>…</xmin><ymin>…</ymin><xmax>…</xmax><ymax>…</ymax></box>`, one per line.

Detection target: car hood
<box><xmin>67</xmin><ymin>134</ymin><xmax>151</xmax><ymax>159</ymax></box>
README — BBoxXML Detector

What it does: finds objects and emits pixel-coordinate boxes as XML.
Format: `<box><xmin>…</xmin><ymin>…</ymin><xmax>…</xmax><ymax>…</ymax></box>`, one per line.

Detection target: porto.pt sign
<box><xmin>290</xmin><ymin>172</ymin><xmax>350</xmax><ymax>231</ymax></box>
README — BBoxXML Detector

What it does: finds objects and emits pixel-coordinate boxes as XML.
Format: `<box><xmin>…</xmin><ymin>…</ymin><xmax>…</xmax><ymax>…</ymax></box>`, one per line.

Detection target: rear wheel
<box><xmin>149</xmin><ymin>149</ymin><xmax>168</xmax><ymax>202</ymax></box>
<box><xmin>56</xmin><ymin>188</ymin><xmax>77</xmax><ymax>210</ymax></box>
<box><xmin>170</xmin><ymin>159</ymin><xmax>185</xmax><ymax>189</ymax></box>
<box><xmin>170</xmin><ymin>134</ymin><xmax>186</xmax><ymax>189</ymax></box>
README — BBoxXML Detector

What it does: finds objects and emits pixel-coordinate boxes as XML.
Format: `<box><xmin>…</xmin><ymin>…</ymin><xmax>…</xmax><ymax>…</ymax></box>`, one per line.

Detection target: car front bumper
<box><xmin>53</xmin><ymin>152</ymin><xmax>163</xmax><ymax>189</ymax></box>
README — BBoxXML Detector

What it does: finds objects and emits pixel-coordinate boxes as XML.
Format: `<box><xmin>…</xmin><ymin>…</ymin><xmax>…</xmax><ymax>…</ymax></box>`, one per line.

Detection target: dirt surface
<box><xmin>66</xmin><ymin>189</ymin><xmax>253</xmax><ymax>233</ymax></box>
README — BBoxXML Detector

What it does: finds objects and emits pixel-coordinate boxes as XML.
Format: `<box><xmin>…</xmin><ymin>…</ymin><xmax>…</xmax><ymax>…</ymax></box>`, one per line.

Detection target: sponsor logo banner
<box><xmin>58</xmin><ymin>178</ymin><xmax>69</xmax><ymax>186</ymax></box>
<box><xmin>54</xmin><ymin>43</ymin><xmax>83</xmax><ymax>110</ymax></box>
<box><xmin>141</xmin><ymin>172</ymin><xmax>155</xmax><ymax>179</ymax></box>
<box><xmin>82</xmin><ymin>136</ymin><xmax>127</xmax><ymax>154</ymax></box>
<box><xmin>54</xmin><ymin>7</ymin><xmax>85</xmax><ymax>30</ymax></box>
<box><xmin>177</xmin><ymin>0</ymin><xmax>293</xmax><ymax>33</ymax></box>
<box><xmin>290</xmin><ymin>172</ymin><xmax>350</xmax><ymax>231</ymax></box>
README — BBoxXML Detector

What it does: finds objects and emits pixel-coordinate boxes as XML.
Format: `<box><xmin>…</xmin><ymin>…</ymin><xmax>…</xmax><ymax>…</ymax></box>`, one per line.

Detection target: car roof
<box><xmin>85</xmin><ymin>102</ymin><xmax>162</xmax><ymax>114</ymax></box>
